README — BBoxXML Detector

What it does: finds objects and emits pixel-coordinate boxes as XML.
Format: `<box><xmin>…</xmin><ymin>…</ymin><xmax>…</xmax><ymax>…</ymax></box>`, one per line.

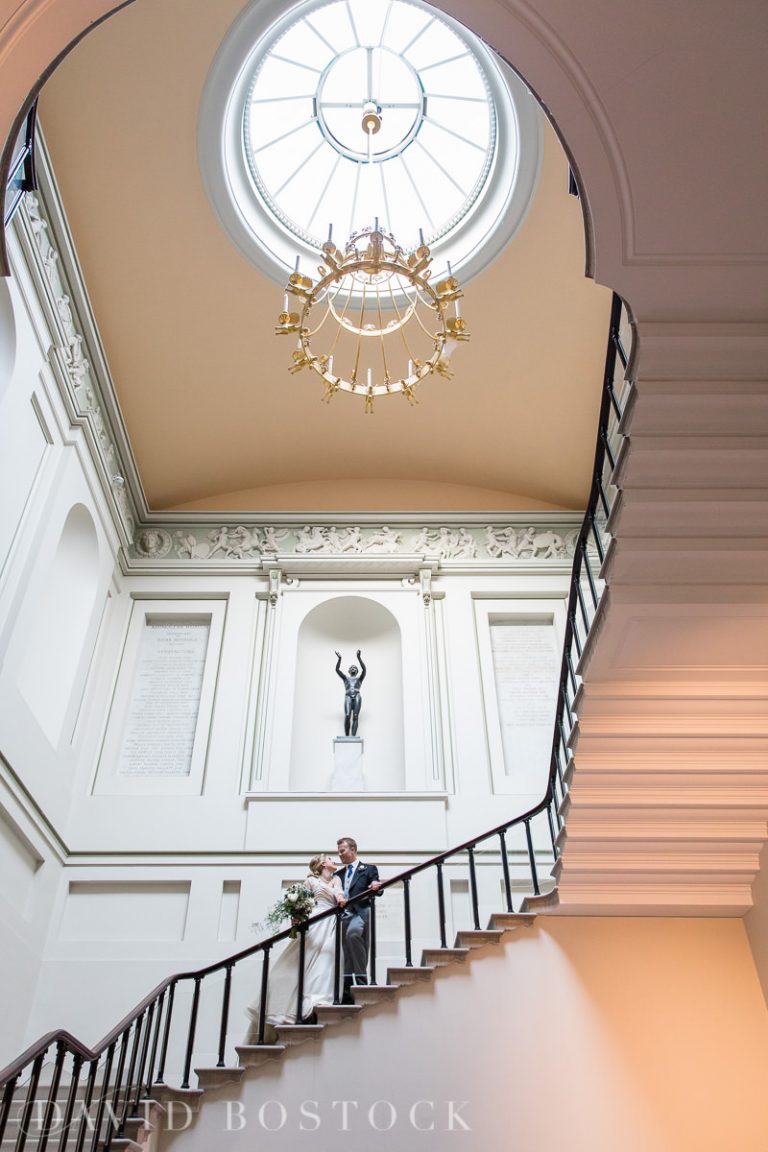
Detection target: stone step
<box><xmin>421</xmin><ymin>947</ymin><xmax>470</xmax><ymax>967</ymax></box>
<box><xmin>314</xmin><ymin>1004</ymin><xmax>364</xmax><ymax>1026</ymax></box>
<box><xmin>234</xmin><ymin>1044</ymin><xmax>287</xmax><ymax>1068</ymax></box>
<box><xmin>272</xmin><ymin>1024</ymin><xmax>325</xmax><ymax>1047</ymax></box>
<box><xmin>386</xmin><ymin>966</ymin><xmax>435</xmax><ymax>985</ymax></box>
<box><xmin>487</xmin><ymin>912</ymin><xmax>535</xmax><ymax>931</ymax></box>
<box><xmin>454</xmin><ymin>929</ymin><xmax>503</xmax><ymax>948</ymax></box>
<box><xmin>193</xmin><ymin>1066</ymin><xmax>245</xmax><ymax>1089</ymax></box>
<box><xmin>151</xmin><ymin>1086</ymin><xmax>204</xmax><ymax>1113</ymax></box>
<box><xmin>351</xmin><ymin>984</ymin><xmax>400</xmax><ymax>1005</ymax></box>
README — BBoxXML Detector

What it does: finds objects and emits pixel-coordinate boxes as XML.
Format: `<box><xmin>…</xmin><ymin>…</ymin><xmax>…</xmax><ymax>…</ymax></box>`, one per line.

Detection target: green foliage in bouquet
<box><xmin>255</xmin><ymin>882</ymin><xmax>317</xmax><ymax>939</ymax></box>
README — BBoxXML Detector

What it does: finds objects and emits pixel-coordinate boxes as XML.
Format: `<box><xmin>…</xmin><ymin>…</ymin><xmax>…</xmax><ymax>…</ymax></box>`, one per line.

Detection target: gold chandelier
<box><xmin>275</xmin><ymin>223</ymin><xmax>469</xmax><ymax>413</ymax></box>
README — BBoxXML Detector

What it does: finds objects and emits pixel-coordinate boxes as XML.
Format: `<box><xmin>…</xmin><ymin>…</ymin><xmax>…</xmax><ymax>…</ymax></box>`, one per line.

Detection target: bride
<box><xmin>245</xmin><ymin>854</ymin><xmax>345</xmax><ymax>1041</ymax></box>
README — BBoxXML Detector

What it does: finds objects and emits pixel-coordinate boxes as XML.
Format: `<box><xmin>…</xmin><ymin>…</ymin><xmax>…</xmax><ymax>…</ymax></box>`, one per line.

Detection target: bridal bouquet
<box><xmin>256</xmin><ymin>883</ymin><xmax>316</xmax><ymax>939</ymax></box>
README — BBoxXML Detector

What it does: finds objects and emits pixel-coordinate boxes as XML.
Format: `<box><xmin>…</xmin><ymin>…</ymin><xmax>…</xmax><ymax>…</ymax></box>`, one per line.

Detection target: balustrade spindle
<box><xmin>131</xmin><ymin>1000</ymin><xmax>154</xmax><ymax>1113</ymax></box>
<box><xmin>155</xmin><ymin>981</ymin><xmax>176</xmax><ymax>1085</ymax></box>
<box><xmin>72</xmin><ymin>1059</ymin><xmax>98</xmax><ymax>1152</ymax></box>
<box><xmin>467</xmin><ymin>846</ymin><xmax>481</xmax><ymax>929</ymax></box>
<box><xmin>15</xmin><ymin>1050</ymin><xmax>44</xmax><ymax>1152</ymax></box>
<box><xmin>333</xmin><ymin>912</ymin><xmax>343</xmax><ymax>1005</ymax></box>
<box><xmin>104</xmin><ymin>1027</ymin><xmax>131</xmax><ymax>1150</ymax></box>
<box><xmin>181</xmin><ymin>979</ymin><xmax>201</xmax><ymax>1090</ymax></box>
<box><xmin>368</xmin><ymin>899</ymin><xmax>377</xmax><ymax>985</ymax></box>
<box><xmin>37</xmin><ymin>1040</ymin><xmax>65</xmax><ymax>1152</ymax></box>
<box><xmin>0</xmin><ymin>1076</ymin><xmax>17</xmax><ymax>1148</ymax></box>
<box><xmin>436</xmin><ymin>862</ymin><xmax>448</xmax><ymax>946</ymax></box>
<box><xmin>525</xmin><ymin>820</ymin><xmax>541</xmax><ymax>896</ymax></box>
<box><xmin>116</xmin><ymin>1015</ymin><xmax>144</xmax><ymax>1137</ymax></box>
<box><xmin>498</xmin><ymin>832</ymin><xmax>513</xmax><ymax>913</ymax></box>
<box><xmin>145</xmin><ymin>991</ymin><xmax>165</xmax><ymax>1096</ymax></box>
<box><xmin>88</xmin><ymin>1044</ymin><xmax>115</xmax><ymax>1152</ymax></box>
<box><xmin>295</xmin><ymin>928</ymin><xmax>307</xmax><ymax>1025</ymax></box>
<box><xmin>217</xmin><ymin>966</ymin><xmax>233</xmax><ymax>1067</ymax></box>
<box><xmin>402</xmin><ymin>877</ymin><xmax>413</xmax><ymax>967</ymax></box>
<box><xmin>55</xmin><ymin>1055</ymin><xmax>82</xmax><ymax>1152</ymax></box>
<box><xmin>257</xmin><ymin>949</ymin><xmax>271</xmax><ymax>1044</ymax></box>
<box><xmin>581</xmin><ymin>540</ymin><xmax>599</xmax><ymax>607</ymax></box>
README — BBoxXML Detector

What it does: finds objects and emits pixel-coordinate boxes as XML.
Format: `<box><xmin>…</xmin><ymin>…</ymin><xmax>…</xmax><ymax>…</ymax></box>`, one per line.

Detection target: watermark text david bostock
<box><xmin>18</xmin><ymin>1097</ymin><xmax>470</xmax><ymax>1136</ymax></box>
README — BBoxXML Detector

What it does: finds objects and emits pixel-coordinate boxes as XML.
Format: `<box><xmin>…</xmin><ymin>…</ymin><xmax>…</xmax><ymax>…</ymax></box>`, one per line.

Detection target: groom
<box><xmin>335</xmin><ymin>837</ymin><xmax>381</xmax><ymax>1003</ymax></box>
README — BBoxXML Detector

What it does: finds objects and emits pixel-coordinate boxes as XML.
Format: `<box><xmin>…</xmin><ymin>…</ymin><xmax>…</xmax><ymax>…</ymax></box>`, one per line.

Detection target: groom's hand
<box><xmin>369</xmin><ymin>881</ymin><xmax>381</xmax><ymax>891</ymax></box>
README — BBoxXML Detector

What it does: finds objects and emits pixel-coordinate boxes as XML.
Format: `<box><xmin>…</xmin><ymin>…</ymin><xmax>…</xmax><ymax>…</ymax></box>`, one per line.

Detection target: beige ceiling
<box><xmin>39</xmin><ymin>0</ymin><xmax>611</xmax><ymax>514</ymax></box>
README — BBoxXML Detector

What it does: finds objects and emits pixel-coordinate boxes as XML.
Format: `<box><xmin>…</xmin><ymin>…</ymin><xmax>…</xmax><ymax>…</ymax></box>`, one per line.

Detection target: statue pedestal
<box><xmin>331</xmin><ymin>737</ymin><xmax>365</xmax><ymax>791</ymax></box>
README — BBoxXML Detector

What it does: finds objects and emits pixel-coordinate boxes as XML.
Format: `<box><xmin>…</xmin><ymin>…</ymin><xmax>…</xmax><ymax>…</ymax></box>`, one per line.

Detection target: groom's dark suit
<box><xmin>335</xmin><ymin>860</ymin><xmax>380</xmax><ymax>996</ymax></box>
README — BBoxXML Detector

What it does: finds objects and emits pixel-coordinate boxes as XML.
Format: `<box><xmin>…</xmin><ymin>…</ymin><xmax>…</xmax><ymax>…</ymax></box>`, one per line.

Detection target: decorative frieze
<box><xmin>16</xmin><ymin>176</ymin><xmax>137</xmax><ymax>543</ymax></box>
<box><xmin>127</xmin><ymin>521</ymin><xmax>584</xmax><ymax>564</ymax></box>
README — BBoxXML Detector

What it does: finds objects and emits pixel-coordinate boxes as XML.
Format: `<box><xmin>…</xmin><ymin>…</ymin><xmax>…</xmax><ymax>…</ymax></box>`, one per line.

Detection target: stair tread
<box><xmin>422</xmin><ymin>947</ymin><xmax>470</xmax><ymax>956</ymax></box>
<box><xmin>235</xmin><ymin>1044</ymin><xmax>287</xmax><ymax>1055</ymax></box>
<box><xmin>273</xmin><ymin>1024</ymin><xmax>325</xmax><ymax>1034</ymax></box>
<box><xmin>194</xmin><ymin>1065</ymin><xmax>245</xmax><ymax>1074</ymax></box>
<box><xmin>314</xmin><ymin>1004</ymin><xmax>364</xmax><ymax>1014</ymax></box>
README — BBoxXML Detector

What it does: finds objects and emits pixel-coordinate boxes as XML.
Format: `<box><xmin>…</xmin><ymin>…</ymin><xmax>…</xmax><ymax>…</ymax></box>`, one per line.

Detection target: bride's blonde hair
<box><xmin>308</xmin><ymin>854</ymin><xmax>329</xmax><ymax>877</ymax></box>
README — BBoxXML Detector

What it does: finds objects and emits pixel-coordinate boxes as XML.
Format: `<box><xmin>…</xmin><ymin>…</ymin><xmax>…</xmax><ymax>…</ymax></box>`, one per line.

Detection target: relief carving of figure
<box><xmin>329</xmin><ymin>526</ymin><xmax>362</xmax><ymax>552</ymax></box>
<box><xmin>485</xmin><ymin>525</ymin><xmax>517</xmax><ymax>558</ymax></box>
<box><xmin>207</xmin><ymin>526</ymin><xmax>231</xmax><ymax>557</ymax></box>
<box><xmin>363</xmin><ymin>526</ymin><xmax>402</xmax><ymax>553</ymax></box>
<box><xmin>413</xmin><ymin>526</ymin><xmax>443</xmax><ymax>555</ymax></box>
<box><xmin>452</xmin><ymin>527</ymin><xmax>477</xmax><ymax>559</ymax></box>
<box><xmin>66</xmin><ymin>335</ymin><xmax>91</xmax><ymax>396</ymax></box>
<box><xmin>527</xmin><ymin>529</ymin><xmax>566</xmax><ymax>558</ymax></box>
<box><xmin>295</xmin><ymin>525</ymin><xmax>331</xmax><ymax>553</ymax></box>
<box><xmin>174</xmin><ymin>532</ymin><xmax>211</xmax><ymax>560</ymax></box>
<box><xmin>228</xmin><ymin>525</ymin><xmax>261</xmax><ymax>559</ymax></box>
<box><xmin>262</xmin><ymin>526</ymin><xmax>290</xmax><ymax>554</ymax></box>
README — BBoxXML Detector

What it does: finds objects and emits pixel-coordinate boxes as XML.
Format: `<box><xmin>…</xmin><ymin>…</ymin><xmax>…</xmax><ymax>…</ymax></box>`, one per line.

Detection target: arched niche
<box><xmin>289</xmin><ymin>596</ymin><xmax>404</xmax><ymax>792</ymax></box>
<box><xmin>16</xmin><ymin>503</ymin><xmax>100</xmax><ymax>745</ymax></box>
<box><xmin>0</xmin><ymin>278</ymin><xmax>16</xmax><ymax>408</ymax></box>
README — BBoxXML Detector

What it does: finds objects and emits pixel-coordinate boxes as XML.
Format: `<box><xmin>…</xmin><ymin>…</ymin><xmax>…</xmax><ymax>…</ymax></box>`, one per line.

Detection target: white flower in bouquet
<box><xmin>254</xmin><ymin>882</ymin><xmax>317</xmax><ymax>938</ymax></box>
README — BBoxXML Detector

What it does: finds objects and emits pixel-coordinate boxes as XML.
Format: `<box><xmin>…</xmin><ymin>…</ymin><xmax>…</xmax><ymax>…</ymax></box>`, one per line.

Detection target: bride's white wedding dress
<box><xmin>245</xmin><ymin>875</ymin><xmax>342</xmax><ymax>1038</ymax></box>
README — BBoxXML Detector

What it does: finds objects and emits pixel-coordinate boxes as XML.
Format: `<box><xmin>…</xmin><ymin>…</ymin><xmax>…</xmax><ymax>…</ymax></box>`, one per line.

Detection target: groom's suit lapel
<box><xmin>337</xmin><ymin>862</ymin><xmax>369</xmax><ymax>896</ymax></box>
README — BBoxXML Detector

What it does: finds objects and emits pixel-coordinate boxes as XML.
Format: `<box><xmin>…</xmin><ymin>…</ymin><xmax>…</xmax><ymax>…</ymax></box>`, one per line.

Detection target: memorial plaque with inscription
<box><xmin>490</xmin><ymin>620</ymin><xmax>558</xmax><ymax>786</ymax></box>
<box><xmin>118</xmin><ymin>619</ymin><xmax>210</xmax><ymax>777</ymax></box>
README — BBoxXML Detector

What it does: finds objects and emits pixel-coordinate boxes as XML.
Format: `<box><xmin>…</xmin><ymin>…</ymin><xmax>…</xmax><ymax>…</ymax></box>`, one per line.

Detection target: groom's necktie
<box><xmin>345</xmin><ymin>863</ymin><xmax>354</xmax><ymax>896</ymax></box>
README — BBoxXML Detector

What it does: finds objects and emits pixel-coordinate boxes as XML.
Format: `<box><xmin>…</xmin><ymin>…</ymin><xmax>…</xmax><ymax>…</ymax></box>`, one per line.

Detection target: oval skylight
<box><xmin>199</xmin><ymin>0</ymin><xmax>542</xmax><ymax>286</ymax></box>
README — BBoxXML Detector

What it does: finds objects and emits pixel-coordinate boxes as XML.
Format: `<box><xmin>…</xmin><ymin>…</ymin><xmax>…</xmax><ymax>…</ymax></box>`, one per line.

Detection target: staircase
<box><xmin>0</xmin><ymin>907</ymin><xmax>538</xmax><ymax>1152</ymax></box>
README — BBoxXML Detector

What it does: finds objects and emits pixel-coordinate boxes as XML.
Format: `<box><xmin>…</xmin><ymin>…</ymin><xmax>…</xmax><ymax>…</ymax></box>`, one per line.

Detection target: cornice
<box><xmin>13</xmin><ymin>134</ymin><xmax>141</xmax><ymax>545</ymax></box>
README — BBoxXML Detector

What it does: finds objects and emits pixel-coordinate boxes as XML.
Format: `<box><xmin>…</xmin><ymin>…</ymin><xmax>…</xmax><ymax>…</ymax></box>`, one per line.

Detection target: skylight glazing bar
<box><xmin>270</xmin><ymin>53</ymin><xmax>323</xmax><ymax>74</ymax></box>
<box><xmin>250</xmin><ymin>117</ymin><xmax>318</xmax><ymax>157</ymax></box>
<box><xmin>401</xmin><ymin>16</ymin><xmax>434</xmax><ymax>56</ymax></box>
<box><xmin>418</xmin><ymin>51</ymin><xmax>471</xmax><ymax>73</ymax></box>
<box><xmin>304</xmin><ymin>16</ymin><xmax>339</xmax><ymax>54</ymax></box>
<box><xmin>345</xmin><ymin>1</ymin><xmax>360</xmax><ymax>47</ymax></box>
<box><xmin>414</xmin><ymin>139</ymin><xmax>468</xmax><ymax>197</ymax></box>
<box><xmin>424</xmin><ymin>118</ymin><xmax>488</xmax><ymax>152</ymax></box>
<box><xmin>400</xmin><ymin>156</ymin><xmax>435</xmax><ymax>231</ymax></box>
<box><xmin>274</xmin><ymin>138</ymin><xmax>325</xmax><ymax>196</ymax></box>
<box><xmin>305</xmin><ymin>155</ymin><xmax>342</xmax><ymax>232</ymax></box>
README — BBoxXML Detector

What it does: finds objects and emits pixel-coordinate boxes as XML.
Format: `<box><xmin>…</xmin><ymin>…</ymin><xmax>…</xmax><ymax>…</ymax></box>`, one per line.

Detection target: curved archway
<box><xmin>16</xmin><ymin>502</ymin><xmax>100</xmax><ymax>746</ymax></box>
<box><xmin>290</xmin><ymin>596</ymin><xmax>404</xmax><ymax>792</ymax></box>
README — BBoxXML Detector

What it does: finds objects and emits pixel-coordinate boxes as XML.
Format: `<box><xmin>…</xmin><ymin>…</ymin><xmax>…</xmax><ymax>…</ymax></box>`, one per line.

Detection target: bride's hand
<box><xmin>337</xmin><ymin>895</ymin><xmax>347</xmax><ymax>907</ymax></box>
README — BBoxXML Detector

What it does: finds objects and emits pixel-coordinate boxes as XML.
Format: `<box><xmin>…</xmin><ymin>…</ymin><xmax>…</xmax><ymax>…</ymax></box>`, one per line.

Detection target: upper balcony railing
<box><xmin>0</xmin><ymin>293</ymin><xmax>629</xmax><ymax>1152</ymax></box>
<box><xmin>3</xmin><ymin>101</ymin><xmax>37</xmax><ymax>230</ymax></box>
